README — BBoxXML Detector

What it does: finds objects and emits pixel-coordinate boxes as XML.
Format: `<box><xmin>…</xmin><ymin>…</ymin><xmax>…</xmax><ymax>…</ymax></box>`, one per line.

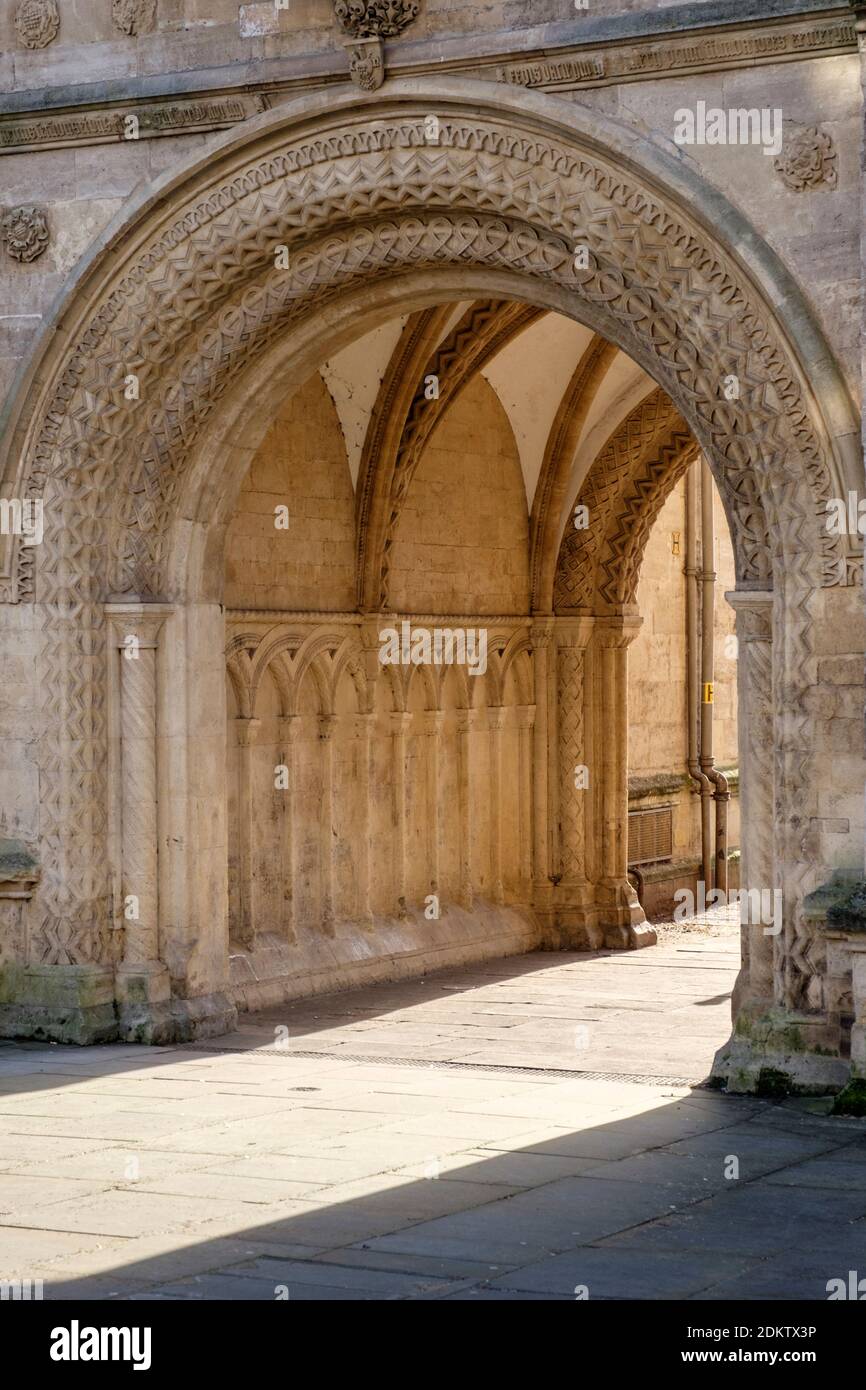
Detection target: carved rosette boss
<box><xmin>15</xmin><ymin>0</ymin><xmax>60</xmax><ymax>48</ymax></box>
<box><xmin>774</xmin><ymin>126</ymin><xmax>838</xmax><ymax>192</ymax></box>
<box><xmin>333</xmin><ymin>1</ymin><xmax>421</xmax><ymax>91</ymax></box>
<box><xmin>1</xmin><ymin>206</ymin><xmax>50</xmax><ymax>263</ymax></box>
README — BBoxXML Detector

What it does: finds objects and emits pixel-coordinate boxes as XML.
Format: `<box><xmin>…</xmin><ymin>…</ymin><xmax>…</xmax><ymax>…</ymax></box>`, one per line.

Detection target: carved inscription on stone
<box><xmin>0</xmin><ymin>206</ymin><xmax>50</xmax><ymax>263</ymax></box>
<box><xmin>0</xmin><ymin>96</ymin><xmax>266</xmax><ymax>152</ymax></box>
<box><xmin>15</xmin><ymin>0</ymin><xmax>60</xmax><ymax>48</ymax></box>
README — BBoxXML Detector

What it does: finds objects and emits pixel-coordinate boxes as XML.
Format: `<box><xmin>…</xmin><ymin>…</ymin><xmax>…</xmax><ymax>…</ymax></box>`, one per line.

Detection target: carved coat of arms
<box><xmin>15</xmin><ymin>0</ymin><xmax>60</xmax><ymax>48</ymax></box>
<box><xmin>1</xmin><ymin>207</ymin><xmax>51</xmax><ymax>263</ymax></box>
<box><xmin>112</xmin><ymin>0</ymin><xmax>158</xmax><ymax>37</ymax></box>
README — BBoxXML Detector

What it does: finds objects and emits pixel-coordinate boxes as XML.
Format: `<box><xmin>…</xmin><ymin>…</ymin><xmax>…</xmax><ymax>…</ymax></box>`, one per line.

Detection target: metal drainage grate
<box><xmin>182</xmin><ymin>1043</ymin><xmax>705</xmax><ymax>1089</ymax></box>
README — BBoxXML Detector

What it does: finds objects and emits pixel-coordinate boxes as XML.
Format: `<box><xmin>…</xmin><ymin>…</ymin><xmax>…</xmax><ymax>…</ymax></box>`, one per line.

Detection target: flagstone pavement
<box><xmin>1</xmin><ymin>920</ymin><xmax>865</xmax><ymax>1301</ymax></box>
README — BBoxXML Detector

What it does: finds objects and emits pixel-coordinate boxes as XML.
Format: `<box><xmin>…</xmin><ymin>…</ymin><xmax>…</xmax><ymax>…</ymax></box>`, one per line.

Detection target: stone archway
<box><xmin>0</xmin><ymin>79</ymin><xmax>861</xmax><ymax>1085</ymax></box>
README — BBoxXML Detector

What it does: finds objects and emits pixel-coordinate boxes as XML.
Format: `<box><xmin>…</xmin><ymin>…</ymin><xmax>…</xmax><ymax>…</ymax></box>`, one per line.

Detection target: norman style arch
<box><xmin>0</xmin><ymin>79</ymin><xmax>862</xmax><ymax>1090</ymax></box>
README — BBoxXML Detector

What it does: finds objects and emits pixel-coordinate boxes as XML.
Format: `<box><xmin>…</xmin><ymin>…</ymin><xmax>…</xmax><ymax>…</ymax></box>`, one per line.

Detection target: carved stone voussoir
<box><xmin>344</xmin><ymin>36</ymin><xmax>385</xmax><ymax>91</ymax></box>
<box><xmin>334</xmin><ymin>0</ymin><xmax>420</xmax><ymax>39</ymax></box>
<box><xmin>1</xmin><ymin>206</ymin><xmax>50</xmax><ymax>263</ymax></box>
<box><xmin>112</xmin><ymin>0</ymin><xmax>157</xmax><ymax>37</ymax></box>
<box><xmin>15</xmin><ymin>0</ymin><xmax>60</xmax><ymax>48</ymax></box>
<box><xmin>774</xmin><ymin>126</ymin><xmax>838</xmax><ymax>192</ymax></box>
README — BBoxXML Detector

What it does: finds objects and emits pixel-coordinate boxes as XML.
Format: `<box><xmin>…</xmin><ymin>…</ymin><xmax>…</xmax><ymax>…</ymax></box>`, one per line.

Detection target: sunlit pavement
<box><xmin>1</xmin><ymin>920</ymin><xmax>865</xmax><ymax>1301</ymax></box>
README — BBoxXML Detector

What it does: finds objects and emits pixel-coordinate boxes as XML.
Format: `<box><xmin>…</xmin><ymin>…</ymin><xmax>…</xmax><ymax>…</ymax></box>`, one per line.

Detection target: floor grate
<box><xmin>182</xmin><ymin>1043</ymin><xmax>706</xmax><ymax>1089</ymax></box>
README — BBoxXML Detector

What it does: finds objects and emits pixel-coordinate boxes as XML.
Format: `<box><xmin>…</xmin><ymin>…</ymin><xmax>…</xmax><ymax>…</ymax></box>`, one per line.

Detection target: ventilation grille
<box><xmin>628</xmin><ymin>803</ymin><xmax>674</xmax><ymax>867</ymax></box>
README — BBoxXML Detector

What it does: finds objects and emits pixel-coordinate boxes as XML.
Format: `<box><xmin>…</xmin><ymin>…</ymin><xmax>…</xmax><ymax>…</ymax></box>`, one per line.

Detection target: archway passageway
<box><xmin>0</xmin><ymin>81</ymin><xmax>862</xmax><ymax>1096</ymax></box>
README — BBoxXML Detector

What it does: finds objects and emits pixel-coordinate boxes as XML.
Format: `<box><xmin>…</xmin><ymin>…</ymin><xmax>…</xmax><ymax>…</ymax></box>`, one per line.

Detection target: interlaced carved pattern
<box><xmin>557</xmin><ymin>647</ymin><xmax>584</xmax><ymax>879</ymax></box>
<box><xmin>12</xmin><ymin>113</ymin><xmax>838</xmax><ymax>979</ymax></box>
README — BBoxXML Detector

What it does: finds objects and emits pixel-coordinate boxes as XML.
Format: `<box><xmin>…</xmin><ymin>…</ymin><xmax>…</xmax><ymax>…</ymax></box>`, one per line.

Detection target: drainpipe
<box><xmin>685</xmin><ymin>461</ymin><xmax>714</xmax><ymax>890</ymax></box>
<box><xmin>699</xmin><ymin>458</ymin><xmax>729</xmax><ymax>897</ymax></box>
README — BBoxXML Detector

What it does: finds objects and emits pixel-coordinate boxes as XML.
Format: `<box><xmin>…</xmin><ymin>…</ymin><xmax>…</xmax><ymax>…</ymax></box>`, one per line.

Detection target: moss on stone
<box><xmin>831</xmin><ymin>1078</ymin><xmax>866</xmax><ymax>1116</ymax></box>
<box><xmin>754</xmin><ymin>1067</ymin><xmax>792</xmax><ymax>1097</ymax></box>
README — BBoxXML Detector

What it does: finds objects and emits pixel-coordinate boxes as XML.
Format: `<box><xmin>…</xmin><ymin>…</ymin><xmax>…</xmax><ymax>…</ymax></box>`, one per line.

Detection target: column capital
<box><xmin>421</xmin><ymin>710</ymin><xmax>445</xmax><ymax>737</ymax></box>
<box><xmin>235</xmin><ymin>717</ymin><xmax>262</xmax><ymax>747</ymax></box>
<box><xmin>529</xmin><ymin>618</ymin><xmax>555</xmax><ymax>651</ymax></box>
<box><xmin>318</xmin><ymin>714</ymin><xmax>339</xmax><ymax>741</ymax></box>
<box><xmin>725</xmin><ymin>588</ymin><xmax>773</xmax><ymax>642</ymax></box>
<box><xmin>456</xmin><ymin>707</ymin><xmax>481</xmax><ymax>733</ymax></box>
<box><xmin>389</xmin><ymin>710</ymin><xmax>413</xmax><ymax>734</ymax></box>
<box><xmin>590</xmin><ymin>613</ymin><xmax>643</xmax><ymax>650</ymax></box>
<box><xmin>515</xmin><ymin>704</ymin><xmax>536</xmax><ymax>731</ymax></box>
<box><xmin>106</xmin><ymin>600</ymin><xmax>173</xmax><ymax>650</ymax></box>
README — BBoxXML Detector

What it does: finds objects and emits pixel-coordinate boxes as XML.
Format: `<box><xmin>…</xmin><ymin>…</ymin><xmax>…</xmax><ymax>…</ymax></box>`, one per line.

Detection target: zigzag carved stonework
<box><xmin>554</xmin><ymin>390</ymin><xmax>696</xmax><ymax>614</ymax></box>
<box><xmin>2</xmin><ymin>109</ymin><xmax>842</xmax><ymax>983</ymax></box>
<box><xmin>530</xmin><ymin>334</ymin><xmax>618</xmax><ymax>613</ymax></box>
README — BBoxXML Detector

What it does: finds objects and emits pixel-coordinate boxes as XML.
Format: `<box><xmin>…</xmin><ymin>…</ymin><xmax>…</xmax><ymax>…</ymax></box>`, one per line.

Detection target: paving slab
<box><xmin>1</xmin><ymin>919</ymin><xmax>865</xmax><ymax>1299</ymax></box>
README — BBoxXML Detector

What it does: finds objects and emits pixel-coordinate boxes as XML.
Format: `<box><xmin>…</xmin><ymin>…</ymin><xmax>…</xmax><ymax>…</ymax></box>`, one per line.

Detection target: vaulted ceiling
<box><xmin>310</xmin><ymin>298</ymin><xmax>695</xmax><ymax>614</ymax></box>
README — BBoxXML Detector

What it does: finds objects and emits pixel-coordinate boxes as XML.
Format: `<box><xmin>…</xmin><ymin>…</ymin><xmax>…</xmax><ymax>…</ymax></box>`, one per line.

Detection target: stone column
<box><xmin>586</xmin><ymin>614</ymin><xmax>652</xmax><ymax>948</ymax></box>
<box><xmin>358</xmin><ymin>712</ymin><xmax>375</xmax><ymax>928</ymax></box>
<box><xmin>318</xmin><ymin>714</ymin><xmax>338</xmax><ymax>936</ymax></box>
<box><xmin>423</xmin><ymin>710</ymin><xmax>444</xmax><ymax>906</ymax></box>
<box><xmin>235</xmin><ymin>715</ymin><xmax>261</xmax><ymax>952</ymax></box>
<box><xmin>726</xmin><ymin>589</ymin><xmax>775</xmax><ymax>1014</ymax></box>
<box><xmin>107</xmin><ymin>601</ymin><xmax>173</xmax><ymax>1038</ymax></box>
<box><xmin>455</xmin><ymin>708</ymin><xmax>476</xmax><ymax>909</ymax></box>
<box><xmin>488</xmin><ymin>706</ymin><xmax>505</xmax><ymax>904</ymax></box>
<box><xmin>277</xmin><ymin>715</ymin><xmax>300</xmax><ymax>945</ymax></box>
<box><xmin>391</xmin><ymin>710</ymin><xmax>412</xmax><ymax>917</ymax></box>
<box><xmin>516</xmin><ymin>704</ymin><xmax>535</xmax><ymax>900</ymax></box>
<box><xmin>529</xmin><ymin>622</ymin><xmax>554</xmax><ymax>923</ymax></box>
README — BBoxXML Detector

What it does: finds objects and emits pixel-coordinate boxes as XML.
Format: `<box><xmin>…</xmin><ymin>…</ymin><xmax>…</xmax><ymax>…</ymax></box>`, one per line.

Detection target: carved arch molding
<box><xmin>0</xmin><ymin>81</ymin><xmax>858</xmax><ymax>963</ymax></box>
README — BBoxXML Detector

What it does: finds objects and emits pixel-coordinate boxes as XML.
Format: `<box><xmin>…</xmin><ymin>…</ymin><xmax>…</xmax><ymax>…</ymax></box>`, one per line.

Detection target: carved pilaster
<box><xmin>585</xmin><ymin>614</ymin><xmax>650</xmax><ymax>946</ymax></box>
<box><xmin>488</xmin><ymin>707</ymin><xmax>505</xmax><ymax>904</ymax></box>
<box><xmin>107</xmin><ymin>604</ymin><xmax>171</xmax><ymax>968</ymax></box>
<box><xmin>455</xmin><ymin>709</ymin><xmax>477</xmax><ymax>909</ymax></box>
<box><xmin>277</xmin><ymin>715</ymin><xmax>301</xmax><ymax>945</ymax></box>
<box><xmin>318</xmin><ymin>715</ymin><xmax>339</xmax><ymax>936</ymax></box>
<box><xmin>358</xmin><ymin>712</ymin><xmax>376</xmax><ymax>928</ymax></box>
<box><xmin>390</xmin><ymin>711</ymin><xmax>412</xmax><ymax>917</ymax></box>
<box><xmin>422</xmin><ymin>711</ymin><xmax>444</xmax><ymax>902</ymax></box>
<box><xmin>515</xmin><ymin>704</ymin><xmax>535</xmax><ymax>897</ymax></box>
<box><xmin>234</xmin><ymin>716</ymin><xmax>261</xmax><ymax>952</ymax></box>
<box><xmin>726</xmin><ymin>590</ymin><xmax>775</xmax><ymax>1011</ymax></box>
<box><xmin>529</xmin><ymin>621</ymin><xmax>554</xmax><ymax>907</ymax></box>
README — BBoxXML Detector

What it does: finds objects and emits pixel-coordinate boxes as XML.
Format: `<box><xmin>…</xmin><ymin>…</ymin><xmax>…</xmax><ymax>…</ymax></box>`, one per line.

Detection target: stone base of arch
<box><xmin>0</xmin><ymin>963</ymin><xmax>237</xmax><ymax>1047</ymax></box>
<box><xmin>229</xmin><ymin>902</ymin><xmax>539</xmax><ymax>1015</ymax></box>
